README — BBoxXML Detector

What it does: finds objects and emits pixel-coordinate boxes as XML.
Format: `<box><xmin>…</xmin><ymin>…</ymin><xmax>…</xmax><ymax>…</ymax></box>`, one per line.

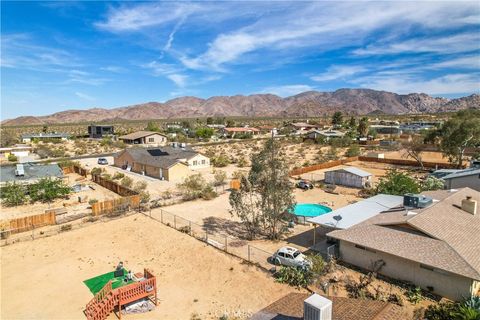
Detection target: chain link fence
<box><xmin>145</xmin><ymin>208</ymin><xmax>277</xmax><ymax>273</ymax></box>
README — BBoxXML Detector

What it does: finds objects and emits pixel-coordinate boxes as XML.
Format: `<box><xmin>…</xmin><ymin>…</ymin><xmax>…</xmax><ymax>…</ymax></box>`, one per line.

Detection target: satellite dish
<box><xmin>333</xmin><ymin>215</ymin><xmax>342</xmax><ymax>227</ymax></box>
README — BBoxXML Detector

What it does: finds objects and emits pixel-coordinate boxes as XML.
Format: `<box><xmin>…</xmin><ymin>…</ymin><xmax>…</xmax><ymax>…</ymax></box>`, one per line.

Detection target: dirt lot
<box><xmin>0</xmin><ymin>214</ymin><xmax>300</xmax><ymax>320</ymax></box>
<box><xmin>1</xmin><ymin>173</ymin><xmax>119</xmax><ymax>220</ymax></box>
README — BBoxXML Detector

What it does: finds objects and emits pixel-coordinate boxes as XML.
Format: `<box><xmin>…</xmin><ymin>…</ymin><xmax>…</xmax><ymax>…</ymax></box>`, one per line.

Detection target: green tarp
<box><xmin>83</xmin><ymin>268</ymin><xmax>134</xmax><ymax>295</ymax></box>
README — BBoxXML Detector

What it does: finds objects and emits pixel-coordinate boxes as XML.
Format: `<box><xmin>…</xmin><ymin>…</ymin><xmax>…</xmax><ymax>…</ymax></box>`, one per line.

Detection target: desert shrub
<box><xmin>237</xmin><ymin>156</ymin><xmax>248</xmax><ymax>167</ymax></box>
<box><xmin>275</xmin><ymin>266</ymin><xmax>313</xmax><ymax>288</ymax></box>
<box><xmin>28</xmin><ymin>178</ymin><xmax>71</xmax><ymax>203</ymax></box>
<box><xmin>213</xmin><ymin>170</ymin><xmax>227</xmax><ymax>186</ymax></box>
<box><xmin>88</xmin><ymin>199</ymin><xmax>98</xmax><ymax>205</ymax></box>
<box><xmin>177</xmin><ymin>174</ymin><xmax>207</xmax><ymax>200</ymax></box>
<box><xmin>421</xmin><ymin>176</ymin><xmax>444</xmax><ymax>191</ymax></box>
<box><xmin>1</xmin><ymin>182</ymin><xmax>27</xmax><ymax>206</ymax></box>
<box><xmin>232</xmin><ymin>170</ymin><xmax>247</xmax><ymax>180</ymax></box>
<box><xmin>345</xmin><ymin>144</ymin><xmax>360</xmax><ymax>157</ymax></box>
<box><xmin>201</xmin><ymin>185</ymin><xmax>218</xmax><ymax>200</ymax></box>
<box><xmin>405</xmin><ymin>286</ymin><xmax>423</xmax><ymax>304</ymax></box>
<box><xmin>212</xmin><ymin>155</ymin><xmax>230</xmax><ymax>167</ymax></box>
<box><xmin>101</xmin><ymin>173</ymin><xmax>112</xmax><ymax>180</ymax></box>
<box><xmin>133</xmin><ymin>180</ymin><xmax>148</xmax><ymax>192</ymax></box>
<box><xmin>60</xmin><ymin>224</ymin><xmax>72</xmax><ymax>232</ymax></box>
<box><xmin>139</xmin><ymin>191</ymin><xmax>151</xmax><ymax>203</ymax></box>
<box><xmin>112</xmin><ymin>172</ymin><xmax>125</xmax><ymax>180</ymax></box>
<box><xmin>121</xmin><ymin>176</ymin><xmax>133</xmax><ymax>188</ymax></box>
<box><xmin>307</xmin><ymin>254</ymin><xmax>326</xmax><ymax>277</ymax></box>
<box><xmin>90</xmin><ymin>167</ymin><xmax>102</xmax><ymax>176</ymax></box>
<box><xmin>7</xmin><ymin>154</ymin><xmax>17</xmax><ymax>162</ymax></box>
<box><xmin>57</xmin><ymin>160</ymin><xmax>80</xmax><ymax>168</ymax></box>
<box><xmin>161</xmin><ymin>189</ymin><xmax>173</xmax><ymax>200</ymax></box>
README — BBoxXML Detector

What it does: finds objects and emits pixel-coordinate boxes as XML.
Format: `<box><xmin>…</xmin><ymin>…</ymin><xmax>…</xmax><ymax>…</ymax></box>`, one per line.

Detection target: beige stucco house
<box><xmin>113</xmin><ymin>145</ymin><xmax>209</xmax><ymax>181</ymax></box>
<box><xmin>325</xmin><ymin>188</ymin><xmax>480</xmax><ymax>301</ymax></box>
<box><xmin>118</xmin><ymin>131</ymin><xmax>168</xmax><ymax>146</ymax></box>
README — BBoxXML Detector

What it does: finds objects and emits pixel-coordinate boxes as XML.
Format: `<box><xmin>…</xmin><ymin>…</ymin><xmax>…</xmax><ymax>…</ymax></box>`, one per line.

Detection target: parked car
<box><xmin>97</xmin><ymin>158</ymin><xmax>108</xmax><ymax>165</ymax></box>
<box><xmin>296</xmin><ymin>180</ymin><xmax>313</xmax><ymax>190</ymax></box>
<box><xmin>271</xmin><ymin>246</ymin><xmax>311</xmax><ymax>268</ymax></box>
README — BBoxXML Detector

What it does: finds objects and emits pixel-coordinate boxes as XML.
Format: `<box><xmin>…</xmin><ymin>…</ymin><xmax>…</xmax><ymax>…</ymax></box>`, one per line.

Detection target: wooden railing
<box><xmin>84</xmin><ymin>269</ymin><xmax>156</xmax><ymax>320</ymax></box>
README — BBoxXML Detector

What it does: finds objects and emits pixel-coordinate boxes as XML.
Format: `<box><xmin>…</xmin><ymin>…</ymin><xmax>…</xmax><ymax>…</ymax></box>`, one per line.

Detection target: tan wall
<box><xmin>165</xmin><ymin>163</ymin><xmax>190</xmax><ymax>182</ymax></box>
<box><xmin>143</xmin><ymin>134</ymin><xmax>167</xmax><ymax>146</ymax></box>
<box><xmin>187</xmin><ymin>154</ymin><xmax>210</xmax><ymax>169</ymax></box>
<box><xmin>339</xmin><ymin>240</ymin><xmax>475</xmax><ymax>301</ymax></box>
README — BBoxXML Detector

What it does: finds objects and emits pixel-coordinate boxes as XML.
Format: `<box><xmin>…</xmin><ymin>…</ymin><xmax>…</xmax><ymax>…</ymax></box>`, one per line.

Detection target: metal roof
<box><xmin>308</xmin><ymin>194</ymin><xmax>404</xmax><ymax>229</ymax></box>
<box><xmin>21</xmin><ymin>133</ymin><xmax>70</xmax><ymax>139</ymax></box>
<box><xmin>331</xmin><ymin>166</ymin><xmax>372</xmax><ymax>177</ymax></box>
<box><xmin>442</xmin><ymin>168</ymin><xmax>480</xmax><ymax>180</ymax></box>
<box><xmin>0</xmin><ymin>163</ymin><xmax>64</xmax><ymax>183</ymax></box>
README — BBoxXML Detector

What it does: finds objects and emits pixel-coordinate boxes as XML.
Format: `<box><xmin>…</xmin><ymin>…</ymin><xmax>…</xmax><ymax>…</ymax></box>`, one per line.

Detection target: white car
<box><xmin>272</xmin><ymin>246</ymin><xmax>311</xmax><ymax>268</ymax></box>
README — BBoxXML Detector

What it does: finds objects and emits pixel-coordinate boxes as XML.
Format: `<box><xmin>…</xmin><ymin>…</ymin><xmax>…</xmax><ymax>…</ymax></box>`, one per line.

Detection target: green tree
<box><xmin>206</xmin><ymin>117</ymin><xmax>214</xmax><ymax>125</ymax></box>
<box><xmin>357</xmin><ymin>117</ymin><xmax>369</xmax><ymax>137</ymax></box>
<box><xmin>439</xmin><ymin>110</ymin><xmax>480</xmax><ymax>168</ymax></box>
<box><xmin>28</xmin><ymin>178</ymin><xmax>71</xmax><ymax>203</ymax></box>
<box><xmin>376</xmin><ymin>169</ymin><xmax>420</xmax><ymax>195</ymax></box>
<box><xmin>249</xmin><ymin>139</ymin><xmax>295</xmax><ymax>239</ymax></box>
<box><xmin>195</xmin><ymin>127</ymin><xmax>215</xmax><ymax>139</ymax></box>
<box><xmin>229</xmin><ymin>176</ymin><xmax>262</xmax><ymax>239</ymax></box>
<box><xmin>421</xmin><ymin>176</ymin><xmax>444</xmax><ymax>191</ymax></box>
<box><xmin>331</xmin><ymin>111</ymin><xmax>343</xmax><ymax>126</ymax></box>
<box><xmin>402</xmin><ymin>136</ymin><xmax>428</xmax><ymax>169</ymax></box>
<box><xmin>348</xmin><ymin>116</ymin><xmax>357</xmax><ymax>129</ymax></box>
<box><xmin>145</xmin><ymin>121</ymin><xmax>160</xmax><ymax>132</ymax></box>
<box><xmin>1</xmin><ymin>182</ymin><xmax>27</xmax><ymax>206</ymax></box>
<box><xmin>345</xmin><ymin>144</ymin><xmax>360</xmax><ymax>157</ymax></box>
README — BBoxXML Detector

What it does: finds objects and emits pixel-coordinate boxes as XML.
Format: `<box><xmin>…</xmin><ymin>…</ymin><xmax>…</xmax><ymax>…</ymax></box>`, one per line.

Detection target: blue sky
<box><xmin>1</xmin><ymin>1</ymin><xmax>479</xmax><ymax>119</ymax></box>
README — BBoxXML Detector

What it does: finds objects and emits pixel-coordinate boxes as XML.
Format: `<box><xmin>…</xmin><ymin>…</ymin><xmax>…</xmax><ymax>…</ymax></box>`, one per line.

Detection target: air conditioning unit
<box><xmin>15</xmin><ymin>164</ymin><xmax>25</xmax><ymax>177</ymax></box>
<box><xmin>304</xmin><ymin>294</ymin><xmax>332</xmax><ymax>320</ymax></box>
<box><xmin>403</xmin><ymin>194</ymin><xmax>433</xmax><ymax>208</ymax></box>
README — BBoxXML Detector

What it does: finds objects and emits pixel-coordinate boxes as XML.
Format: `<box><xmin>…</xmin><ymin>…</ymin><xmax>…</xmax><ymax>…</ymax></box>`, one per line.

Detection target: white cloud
<box><xmin>75</xmin><ymin>92</ymin><xmax>95</xmax><ymax>101</ymax></box>
<box><xmin>100</xmin><ymin>66</ymin><xmax>127</xmax><ymax>73</ymax></box>
<box><xmin>261</xmin><ymin>84</ymin><xmax>315</xmax><ymax>97</ymax></box>
<box><xmin>429</xmin><ymin>55</ymin><xmax>480</xmax><ymax>70</ymax></box>
<box><xmin>68</xmin><ymin>70</ymin><xmax>108</xmax><ymax>86</ymax></box>
<box><xmin>353</xmin><ymin>73</ymin><xmax>480</xmax><ymax>95</ymax></box>
<box><xmin>167</xmin><ymin>74</ymin><xmax>188</xmax><ymax>87</ymax></box>
<box><xmin>311</xmin><ymin>65</ymin><xmax>368</xmax><ymax>82</ymax></box>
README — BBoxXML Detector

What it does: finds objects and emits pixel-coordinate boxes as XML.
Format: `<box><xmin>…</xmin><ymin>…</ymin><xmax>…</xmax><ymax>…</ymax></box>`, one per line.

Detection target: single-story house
<box><xmin>0</xmin><ymin>145</ymin><xmax>32</xmax><ymax>159</ymax></box>
<box><xmin>290</xmin><ymin>122</ymin><xmax>320</xmax><ymax>131</ymax></box>
<box><xmin>118</xmin><ymin>131</ymin><xmax>168</xmax><ymax>146</ymax></box>
<box><xmin>113</xmin><ymin>145</ymin><xmax>210</xmax><ymax>181</ymax></box>
<box><xmin>370</xmin><ymin>125</ymin><xmax>401</xmax><ymax>135</ymax></box>
<box><xmin>324</xmin><ymin>166</ymin><xmax>373</xmax><ymax>188</ymax></box>
<box><xmin>441</xmin><ymin>168</ymin><xmax>480</xmax><ymax>191</ymax></box>
<box><xmin>0</xmin><ymin>163</ymin><xmax>64</xmax><ymax>186</ymax></box>
<box><xmin>258</xmin><ymin>125</ymin><xmax>278</xmax><ymax>136</ymax></box>
<box><xmin>21</xmin><ymin>133</ymin><xmax>70</xmax><ymax>143</ymax></box>
<box><xmin>206</xmin><ymin>124</ymin><xmax>226</xmax><ymax>129</ymax></box>
<box><xmin>221</xmin><ymin>127</ymin><xmax>260</xmax><ymax>138</ymax></box>
<box><xmin>88</xmin><ymin>125</ymin><xmax>114</xmax><ymax>138</ymax></box>
<box><xmin>303</xmin><ymin>129</ymin><xmax>345</xmax><ymax>141</ymax></box>
<box><xmin>325</xmin><ymin>188</ymin><xmax>480</xmax><ymax>301</ymax></box>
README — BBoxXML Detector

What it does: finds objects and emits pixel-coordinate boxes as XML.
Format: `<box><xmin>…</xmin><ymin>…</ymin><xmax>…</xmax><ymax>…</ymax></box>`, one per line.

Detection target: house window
<box><xmin>201</xmin><ymin>160</ymin><xmax>205</xmax><ymax>164</ymax></box>
<box><xmin>193</xmin><ymin>160</ymin><xmax>198</xmax><ymax>166</ymax></box>
<box><xmin>148</xmin><ymin>137</ymin><xmax>154</xmax><ymax>142</ymax></box>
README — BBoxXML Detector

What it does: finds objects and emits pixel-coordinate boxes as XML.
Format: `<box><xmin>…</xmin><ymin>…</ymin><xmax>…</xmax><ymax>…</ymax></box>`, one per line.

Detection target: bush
<box><xmin>237</xmin><ymin>157</ymin><xmax>248</xmax><ymax>167</ymax></box>
<box><xmin>121</xmin><ymin>176</ymin><xmax>133</xmax><ymax>188</ymax></box>
<box><xmin>90</xmin><ymin>167</ymin><xmax>102</xmax><ymax>176</ymax></box>
<box><xmin>139</xmin><ymin>191</ymin><xmax>150</xmax><ymax>203</ymax></box>
<box><xmin>133</xmin><ymin>180</ymin><xmax>148</xmax><ymax>192</ymax></box>
<box><xmin>421</xmin><ymin>176</ymin><xmax>444</xmax><ymax>191</ymax></box>
<box><xmin>28</xmin><ymin>178</ymin><xmax>71</xmax><ymax>203</ymax></box>
<box><xmin>201</xmin><ymin>185</ymin><xmax>218</xmax><ymax>200</ymax></box>
<box><xmin>212</xmin><ymin>155</ymin><xmax>230</xmax><ymax>167</ymax></box>
<box><xmin>177</xmin><ymin>174</ymin><xmax>208</xmax><ymax>200</ymax></box>
<box><xmin>112</xmin><ymin>172</ymin><xmax>125</xmax><ymax>180</ymax></box>
<box><xmin>376</xmin><ymin>169</ymin><xmax>420</xmax><ymax>195</ymax></box>
<box><xmin>405</xmin><ymin>286</ymin><xmax>423</xmax><ymax>304</ymax></box>
<box><xmin>213</xmin><ymin>170</ymin><xmax>227</xmax><ymax>186</ymax></box>
<box><xmin>88</xmin><ymin>199</ymin><xmax>98</xmax><ymax>205</ymax></box>
<box><xmin>7</xmin><ymin>154</ymin><xmax>17</xmax><ymax>162</ymax></box>
<box><xmin>1</xmin><ymin>182</ymin><xmax>27</xmax><ymax>206</ymax></box>
<box><xmin>275</xmin><ymin>266</ymin><xmax>313</xmax><ymax>288</ymax></box>
<box><xmin>57</xmin><ymin>160</ymin><xmax>80</xmax><ymax>168</ymax></box>
<box><xmin>60</xmin><ymin>224</ymin><xmax>72</xmax><ymax>232</ymax></box>
<box><xmin>345</xmin><ymin>144</ymin><xmax>360</xmax><ymax>157</ymax></box>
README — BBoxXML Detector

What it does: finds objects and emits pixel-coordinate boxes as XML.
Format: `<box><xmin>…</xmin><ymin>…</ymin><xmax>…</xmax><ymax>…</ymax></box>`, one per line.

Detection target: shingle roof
<box><xmin>252</xmin><ymin>292</ymin><xmax>406</xmax><ymax>320</ymax></box>
<box><xmin>328</xmin><ymin>188</ymin><xmax>480</xmax><ymax>280</ymax></box>
<box><xmin>0</xmin><ymin>163</ymin><xmax>63</xmax><ymax>183</ymax></box>
<box><xmin>118</xmin><ymin>131</ymin><xmax>167</xmax><ymax>140</ymax></box>
<box><xmin>115</xmin><ymin>146</ymin><xmax>197</xmax><ymax>169</ymax></box>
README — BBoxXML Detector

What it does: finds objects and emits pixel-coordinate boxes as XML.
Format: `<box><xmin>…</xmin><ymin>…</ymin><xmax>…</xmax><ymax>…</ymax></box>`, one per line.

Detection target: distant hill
<box><xmin>2</xmin><ymin>89</ymin><xmax>479</xmax><ymax>126</ymax></box>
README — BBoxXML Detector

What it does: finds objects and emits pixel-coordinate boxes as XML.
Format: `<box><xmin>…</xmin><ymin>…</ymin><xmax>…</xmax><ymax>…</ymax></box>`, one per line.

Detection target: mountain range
<box><xmin>3</xmin><ymin>89</ymin><xmax>479</xmax><ymax>126</ymax></box>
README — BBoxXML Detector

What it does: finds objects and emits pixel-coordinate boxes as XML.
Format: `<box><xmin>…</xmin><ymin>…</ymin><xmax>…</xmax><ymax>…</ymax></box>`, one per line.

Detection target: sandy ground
<box><xmin>1</xmin><ymin>173</ymin><xmax>118</xmax><ymax>220</ymax></box>
<box><xmin>383</xmin><ymin>150</ymin><xmax>451</xmax><ymax>164</ymax></box>
<box><xmin>0</xmin><ymin>214</ymin><xmax>300</xmax><ymax>320</ymax></box>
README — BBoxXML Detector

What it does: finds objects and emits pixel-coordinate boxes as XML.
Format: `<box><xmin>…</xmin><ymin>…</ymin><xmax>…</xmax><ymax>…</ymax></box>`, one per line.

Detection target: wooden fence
<box><xmin>357</xmin><ymin>156</ymin><xmax>463</xmax><ymax>169</ymax></box>
<box><xmin>91</xmin><ymin>195</ymin><xmax>141</xmax><ymax>216</ymax></box>
<box><xmin>62</xmin><ymin>165</ymin><xmax>88</xmax><ymax>177</ymax></box>
<box><xmin>2</xmin><ymin>211</ymin><xmax>56</xmax><ymax>235</ymax></box>
<box><xmin>91</xmin><ymin>174</ymin><xmax>138</xmax><ymax>196</ymax></box>
<box><xmin>289</xmin><ymin>157</ymin><xmax>359</xmax><ymax>176</ymax></box>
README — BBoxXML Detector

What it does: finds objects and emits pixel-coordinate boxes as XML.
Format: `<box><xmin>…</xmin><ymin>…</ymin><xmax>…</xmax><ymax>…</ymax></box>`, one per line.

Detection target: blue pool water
<box><xmin>293</xmin><ymin>203</ymin><xmax>332</xmax><ymax>217</ymax></box>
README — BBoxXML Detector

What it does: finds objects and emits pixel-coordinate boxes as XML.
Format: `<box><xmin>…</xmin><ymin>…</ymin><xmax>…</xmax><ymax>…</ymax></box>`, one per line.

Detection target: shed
<box><xmin>442</xmin><ymin>168</ymin><xmax>480</xmax><ymax>191</ymax></box>
<box><xmin>324</xmin><ymin>166</ymin><xmax>373</xmax><ymax>188</ymax></box>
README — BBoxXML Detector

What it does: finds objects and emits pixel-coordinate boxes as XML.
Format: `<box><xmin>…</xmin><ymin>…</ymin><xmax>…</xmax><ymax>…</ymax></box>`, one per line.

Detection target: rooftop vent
<box><xmin>403</xmin><ymin>194</ymin><xmax>433</xmax><ymax>209</ymax></box>
<box><xmin>304</xmin><ymin>293</ymin><xmax>332</xmax><ymax>320</ymax></box>
<box><xmin>462</xmin><ymin>196</ymin><xmax>477</xmax><ymax>216</ymax></box>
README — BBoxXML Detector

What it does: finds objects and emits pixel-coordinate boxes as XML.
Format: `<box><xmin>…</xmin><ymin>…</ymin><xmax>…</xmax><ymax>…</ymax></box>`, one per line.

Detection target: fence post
<box><xmin>248</xmin><ymin>245</ymin><xmax>251</xmax><ymax>262</ymax></box>
<box><xmin>161</xmin><ymin>210</ymin><xmax>164</xmax><ymax>224</ymax></box>
<box><xmin>205</xmin><ymin>230</ymin><xmax>208</xmax><ymax>242</ymax></box>
<box><xmin>31</xmin><ymin>224</ymin><xmax>34</xmax><ymax>240</ymax></box>
<box><xmin>224</xmin><ymin>236</ymin><xmax>227</xmax><ymax>252</ymax></box>
<box><xmin>174</xmin><ymin>215</ymin><xmax>176</xmax><ymax>229</ymax></box>
<box><xmin>189</xmin><ymin>221</ymin><xmax>192</xmax><ymax>235</ymax></box>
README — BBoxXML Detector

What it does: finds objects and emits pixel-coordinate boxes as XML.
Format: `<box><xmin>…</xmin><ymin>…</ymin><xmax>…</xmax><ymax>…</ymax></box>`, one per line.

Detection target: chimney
<box><xmin>461</xmin><ymin>196</ymin><xmax>477</xmax><ymax>215</ymax></box>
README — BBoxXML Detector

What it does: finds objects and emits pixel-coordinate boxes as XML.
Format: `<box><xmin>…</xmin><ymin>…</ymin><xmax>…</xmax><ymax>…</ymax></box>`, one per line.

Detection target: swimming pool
<box><xmin>292</xmin><ymin>203</ymin><xmax>332</xmax><ymax>224</ymax></box>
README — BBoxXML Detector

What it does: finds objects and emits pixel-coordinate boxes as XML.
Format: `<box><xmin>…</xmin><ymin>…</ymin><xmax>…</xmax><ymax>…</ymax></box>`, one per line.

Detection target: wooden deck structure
<box><xmin>84</xmin><ymin>269</ymin><xmax>157</xmax><ymax>320</ymax></box>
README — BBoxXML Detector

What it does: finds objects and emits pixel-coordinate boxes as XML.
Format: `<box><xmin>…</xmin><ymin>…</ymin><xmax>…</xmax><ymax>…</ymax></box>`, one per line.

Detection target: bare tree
<box><xmin>402</xmin><ymin>136</ymin><xmax>427</xmax><ymax>170</ymax></box>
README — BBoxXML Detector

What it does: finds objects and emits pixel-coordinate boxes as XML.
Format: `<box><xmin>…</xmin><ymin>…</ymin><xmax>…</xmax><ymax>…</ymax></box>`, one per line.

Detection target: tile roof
<box><xmin>118</xmin><ymin>131</ymin><xmax>167</xmax><ymax>140</ymax></box>
<box><xmin>328</xmin><ymin>188</ymin><xmax>480</xmax><ymax>280</ymax></box>
<box><xmin>251</xmin><ymin>292</ymin><xmax>406</xmax><ymax>320</ymax></box>
<box><xmin>115</xmin><ymin>146</ymin><xmax>198</xmax><ymax>169</ymax></box>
